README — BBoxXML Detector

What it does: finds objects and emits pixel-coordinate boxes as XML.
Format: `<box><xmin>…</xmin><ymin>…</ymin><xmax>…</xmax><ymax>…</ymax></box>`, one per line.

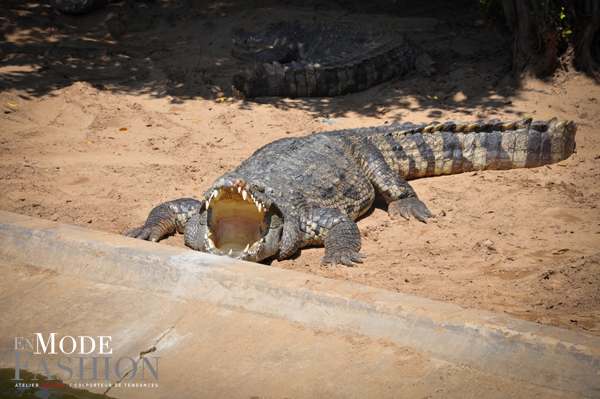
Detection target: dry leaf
<box><xmin>192</xmin><ymin>119</ymin><xmax>202</xmax><ymax>122</ymax></box>
<box><xmin>119</xmin><ymin>127</ymin><xmax>128</xmax><ymax>131</ymax></box>
<box><xmin>6</xmin><ymin>102</ymin><xmax>18</xmax><ymax>107</ymax></box>
<box><xmin>215</xmin><ymin>97</ymin><xmax>227</xmax><ymax>102</ymax></box>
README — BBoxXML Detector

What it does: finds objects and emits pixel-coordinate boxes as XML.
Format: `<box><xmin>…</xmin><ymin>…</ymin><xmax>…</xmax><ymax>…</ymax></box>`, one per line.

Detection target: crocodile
<box><xmin>124</xmin><ymin>117</ymin><xmax>577</xmax><ymax>266</ymax></box>
<box><xmin>230</xmin><ymin>20</ymin><xmax>435</xmax><ymax>98</ymax></box>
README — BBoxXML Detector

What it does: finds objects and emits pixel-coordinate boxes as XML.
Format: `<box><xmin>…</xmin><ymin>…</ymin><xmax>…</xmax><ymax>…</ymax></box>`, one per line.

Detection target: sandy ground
<box><xmin>1</xmin><ymin>0</ymin><xmax>599</xmax><ymax>337</ymax></box>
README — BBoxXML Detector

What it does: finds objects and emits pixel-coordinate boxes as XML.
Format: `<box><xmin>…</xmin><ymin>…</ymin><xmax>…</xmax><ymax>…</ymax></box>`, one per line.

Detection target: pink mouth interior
<box><xmin>213</xmin><ymin>216</ymin><xmax>262</xmax><ymax>251</ymax></box>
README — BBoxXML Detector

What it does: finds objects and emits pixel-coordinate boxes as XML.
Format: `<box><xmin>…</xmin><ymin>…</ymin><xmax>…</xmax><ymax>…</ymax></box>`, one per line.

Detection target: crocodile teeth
<box><xmin>206</xmin><ymin>238</ymin><xmax>215</xmax><ymax>249</ymax></box>
<box><xmin>237</xmin><ymin>186</ymin><xmax>241</xmax><ymax>193</ymax></box>
<box><xmin>207</xmin><ymin>189</ymin><xmax>219</xmax><ymax>208</ymax></box>
<box><xmin>244</xmin><ymin>244</ymin><xmax>250</xmax><ymax>253</ymax></box>
<box><xmin>242</xmin><ymin>190</ymin><xmax>247</xmax><ymax>201</ymax></box>
<box><xmin>229</xmin><ymin>249</ymin><xmax>233</xmax><ymax>256</ymax></box>
<box><xmin>257</xmin><ymin>202</ymin><xmax>262</xmax><ymax>212</ymax></box>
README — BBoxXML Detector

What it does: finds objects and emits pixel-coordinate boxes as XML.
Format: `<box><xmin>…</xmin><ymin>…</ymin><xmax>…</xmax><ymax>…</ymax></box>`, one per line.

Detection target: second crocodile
<box><xmin>230</xmin><ymin>20</ymin><xmax>435</xmax><ymax>98</ymax></box>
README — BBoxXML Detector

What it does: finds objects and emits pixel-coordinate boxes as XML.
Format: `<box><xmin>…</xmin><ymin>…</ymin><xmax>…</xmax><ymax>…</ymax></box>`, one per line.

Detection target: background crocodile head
<box><xmin>231</xmin><ymin>20</ymin><xmax>299</xmax><ymax>49</ymax></box>
<box><xmin>185</xmin><ymin>172</ymin><xmax>284</xmax><ymax>262</ymax></box>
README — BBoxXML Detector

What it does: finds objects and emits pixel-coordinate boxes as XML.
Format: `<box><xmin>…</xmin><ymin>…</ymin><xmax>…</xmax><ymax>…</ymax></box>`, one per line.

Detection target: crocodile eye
<box><xmin>253</xmin><ymin>184</ymin><xmax>264</xmax><ymax>192</ymax></box>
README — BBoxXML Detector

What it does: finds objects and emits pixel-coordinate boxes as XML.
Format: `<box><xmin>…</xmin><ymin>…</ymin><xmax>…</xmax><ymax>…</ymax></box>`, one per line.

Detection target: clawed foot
<box><xmin>320</xmin><ymin>251</ymin><xmax>366</xmax><ymax>267</ymax></box>
<box><xmin>123</xmin><ymin>225</ymin><xmax>164</xmax><ymax>242</ymax></box>
<box><xmin>389</xmin><ymin>197</ymin><xmax>435</xmax><ymax>223</ymax></box>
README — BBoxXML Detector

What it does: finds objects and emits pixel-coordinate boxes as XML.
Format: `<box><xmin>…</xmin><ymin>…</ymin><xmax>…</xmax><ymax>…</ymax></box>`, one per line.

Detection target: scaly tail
<box><xmin>367</xmin><ymin>118</ymin><xmax>577</xmax><ymax>180</ymax></box>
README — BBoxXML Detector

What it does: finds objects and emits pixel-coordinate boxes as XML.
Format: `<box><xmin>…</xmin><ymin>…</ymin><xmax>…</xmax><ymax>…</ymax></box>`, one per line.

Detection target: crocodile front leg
<box><xmin>299</xmin><ymin>208</ymin><xmax>366</xmax><ymax>266</ymax></box>
<box><xmin>124</xmin><ymin>198</ymin><xmax>203</xmax><ymax>242</ymax></box>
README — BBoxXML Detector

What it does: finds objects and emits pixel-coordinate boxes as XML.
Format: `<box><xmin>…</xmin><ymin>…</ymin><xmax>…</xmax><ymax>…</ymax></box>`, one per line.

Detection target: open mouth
<box><xmin>204</xmin><ymin>186</ymin><xmax>269</xmax><ymax>259</ymax></box>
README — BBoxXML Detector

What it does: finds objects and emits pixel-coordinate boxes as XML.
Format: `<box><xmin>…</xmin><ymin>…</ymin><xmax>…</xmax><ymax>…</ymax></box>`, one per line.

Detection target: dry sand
<box><xmin>1</xmin><ymin>0</ymin><xmax>599</xmax><ymax>336</ymax></box>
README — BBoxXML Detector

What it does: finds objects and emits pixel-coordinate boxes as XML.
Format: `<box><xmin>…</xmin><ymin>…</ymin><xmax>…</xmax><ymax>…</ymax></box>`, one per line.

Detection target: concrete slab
<box><xmin>0</xmin><ymin>260</ymin><xmax>580</xmax><ymax>398</ymax></box>
<box><xmin>0</xmin><ymin>211</ymin><xmax>598</xmax><ymax>397</ymax></box>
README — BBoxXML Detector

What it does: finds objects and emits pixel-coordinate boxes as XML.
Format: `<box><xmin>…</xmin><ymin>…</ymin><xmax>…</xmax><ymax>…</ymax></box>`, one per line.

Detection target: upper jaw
<box><xmin>197</xmin><ymin>175</ymin><xmax>282</xmax><ymax>262</ymax></box>
<box><xmin>231</xmin><ymin>28</ymin><xmax>271</xmax><ymax>49</ymax></box>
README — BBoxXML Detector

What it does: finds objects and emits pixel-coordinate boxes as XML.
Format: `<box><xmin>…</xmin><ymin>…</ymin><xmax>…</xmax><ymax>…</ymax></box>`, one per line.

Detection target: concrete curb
<box><xmin>1</xmin><ymin>211</ymin><xmax>598</xmax><ymax>397</ymax></box>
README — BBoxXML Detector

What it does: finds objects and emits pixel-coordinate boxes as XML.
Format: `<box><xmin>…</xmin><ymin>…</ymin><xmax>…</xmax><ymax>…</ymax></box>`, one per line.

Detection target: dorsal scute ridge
<box><xmin>355</xmin><ymin>117</ymin><xmax>570</xmax><ymax>140</ymax></box>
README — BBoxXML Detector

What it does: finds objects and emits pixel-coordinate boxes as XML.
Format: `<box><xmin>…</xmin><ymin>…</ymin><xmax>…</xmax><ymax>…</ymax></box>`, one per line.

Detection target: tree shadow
<box><xmin>0</xmin><ymin>0</ymin><xmax>563</xmax><ymax>118</ymax></box>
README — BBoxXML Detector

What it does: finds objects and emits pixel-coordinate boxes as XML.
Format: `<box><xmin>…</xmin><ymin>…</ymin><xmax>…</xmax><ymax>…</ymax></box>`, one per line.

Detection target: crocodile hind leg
<box><xmin>123</xmin><ymin>198</ymin><xmax>203</xmax><ymax>242</ymax></box>
<box><xmin>387</xmin><ymin>197</ymin><xmax>435</xmax><ymax>222</ymax></box>
<box><xmin>299</xmin><ymin>208</ymin><xmax>365</xmax><ymax>266</ymax></box>
<box><xmin>350</xmin><ymin>138</ymin><xmax>435</xmax><ymax>223</ymax></box>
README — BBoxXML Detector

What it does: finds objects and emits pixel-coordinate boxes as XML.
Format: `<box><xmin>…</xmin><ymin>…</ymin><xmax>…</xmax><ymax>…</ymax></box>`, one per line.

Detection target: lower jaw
<box><xmin>204</xmin><ymin>233</ymin><xmax>264</xmax><ymax>261</ymax></box>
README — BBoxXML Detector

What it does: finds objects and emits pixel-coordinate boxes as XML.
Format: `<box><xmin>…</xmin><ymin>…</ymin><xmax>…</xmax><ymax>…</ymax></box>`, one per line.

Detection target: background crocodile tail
<box><xmin>368</xmin><ymin>118</ymin><xmax>577</xmax><ymax>180</ymax></box>
<box><xmin>231</xmin><ymin>41</ymin><xmax>430</xmax><ymax>98</ymax></box>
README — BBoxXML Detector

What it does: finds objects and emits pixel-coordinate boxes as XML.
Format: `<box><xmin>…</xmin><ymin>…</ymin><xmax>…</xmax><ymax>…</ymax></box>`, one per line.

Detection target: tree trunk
<box><xmin>497</xmin><ymin>0</ymin><xmax>600</xmax><ymax>79</ymax></box>
<box><xmin>573</xmin><ymin>0</ymin><xmax>600</xmax><ymax>78</ymax></box>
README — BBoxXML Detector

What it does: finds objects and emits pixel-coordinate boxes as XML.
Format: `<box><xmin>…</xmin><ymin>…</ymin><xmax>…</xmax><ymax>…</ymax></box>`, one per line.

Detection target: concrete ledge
<box><xmin>1</xmin><ymin>211</ymin><xmax>598</xmax><ymax>397</ymax></box>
